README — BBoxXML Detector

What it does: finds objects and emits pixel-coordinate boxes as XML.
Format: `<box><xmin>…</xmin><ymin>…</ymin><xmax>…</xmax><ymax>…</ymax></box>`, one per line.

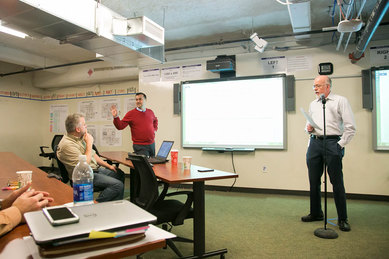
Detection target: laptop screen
<box><xmin>156</xmin><ymin>141</ymin><xmax>174</xmax><ymax>159</ymax></box>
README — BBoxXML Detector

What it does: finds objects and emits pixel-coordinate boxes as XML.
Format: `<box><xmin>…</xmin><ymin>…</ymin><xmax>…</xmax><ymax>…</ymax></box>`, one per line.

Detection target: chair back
<box><xmin>53</xmin><ymin>145</ymin><xmax>70</xmax><ymax>184</ymax></box>
<box><xmin>92</xmin><ymin>144</ymin><xmax>100</xmax><ymax>156</ymax></box>
<box><xmin>127</xmin><ymin>154</ymin><xmax>159</xmax><ymax>210</ymax></box>
<box><xmin>51</xmin><ymin>135</ymin><xmax>63</xmax><ymax>152</ymax></box>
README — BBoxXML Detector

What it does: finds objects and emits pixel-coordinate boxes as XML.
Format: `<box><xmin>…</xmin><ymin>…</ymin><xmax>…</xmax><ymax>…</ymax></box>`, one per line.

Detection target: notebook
<box><xmin>147</xmin><ymin>140</ymin><xmax>174</xmax><ymax>164</ymax></box>
<box><xmin>24</xmin><ymin>200</ymin><xmax>157</xmax><ymax>245</ymax></box>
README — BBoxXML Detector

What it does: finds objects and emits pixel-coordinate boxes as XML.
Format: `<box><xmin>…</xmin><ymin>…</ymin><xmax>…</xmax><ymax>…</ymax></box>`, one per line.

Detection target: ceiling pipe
<box><xmin>349</xmin><ymin>0</ymin><xmax>389</xmax><ymax>63</ymax></box>
<box><xmin>0</xmin><ymin>59</ymin><xmax>103</xmax><ymax>77</ymax></box>
<box><xmin>165</xmin><ymin>21</ymin><xmax>389</xmax><ymax>53</ymax></box>
<box><xmin>165</xmin><ymin>28</ymin><xmax>339</xmax><ymax>52</ymax></box>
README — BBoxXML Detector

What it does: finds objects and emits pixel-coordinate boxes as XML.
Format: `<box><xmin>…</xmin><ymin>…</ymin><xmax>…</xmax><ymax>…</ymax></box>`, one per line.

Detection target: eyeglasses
<box><xmin>312</xmin><ymin>84</ymin><xmax>327</xmax><ymax>89</ymax></box>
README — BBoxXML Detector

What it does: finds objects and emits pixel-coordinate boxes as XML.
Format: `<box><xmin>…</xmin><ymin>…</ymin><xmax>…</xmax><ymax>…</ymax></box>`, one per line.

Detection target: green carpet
<box><xmin>136</xmin><ymin>190</ymin><xmax>389</xmax><ymax>259</ymax></box>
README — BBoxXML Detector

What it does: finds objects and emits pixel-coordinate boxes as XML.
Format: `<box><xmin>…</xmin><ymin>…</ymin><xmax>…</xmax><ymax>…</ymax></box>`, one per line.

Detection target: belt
<box><xmin>310</xmin><ymin>135</ymin><xmax>340</xmax><ymax>140</ymax></box>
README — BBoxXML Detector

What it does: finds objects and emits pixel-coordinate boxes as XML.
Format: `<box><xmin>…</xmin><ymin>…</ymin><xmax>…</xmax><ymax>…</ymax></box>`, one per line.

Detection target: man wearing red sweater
<box><xmin>111</xmin><ymin>92</ymin><xmax>158</xmax><ymax>157</ymax></box>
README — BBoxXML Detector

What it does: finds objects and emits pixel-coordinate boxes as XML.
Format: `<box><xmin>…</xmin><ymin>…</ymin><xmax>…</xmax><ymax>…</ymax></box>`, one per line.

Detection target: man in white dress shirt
<box><xmin>301</xmin><ymin>75</ymin><xmax>356</xmax><ymax>232</ymax></box>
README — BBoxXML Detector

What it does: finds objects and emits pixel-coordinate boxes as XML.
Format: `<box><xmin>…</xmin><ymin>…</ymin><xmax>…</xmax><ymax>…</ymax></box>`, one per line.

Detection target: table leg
<box><xmin>193</xmin><ymin>181</ymin><xmax>205</xmax><ymax>256</ymax></box>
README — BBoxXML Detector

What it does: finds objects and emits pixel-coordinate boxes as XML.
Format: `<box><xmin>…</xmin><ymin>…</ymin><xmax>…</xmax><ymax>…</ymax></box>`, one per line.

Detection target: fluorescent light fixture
<box><xmin>250</xmin><ymin>32</ymin><xmax>268</xmax><ymax>53</ymax></box>
<box><xmin>0</xmin><ymin>20</ymin><xmax>29</xmax><ymax>38</ymax></box>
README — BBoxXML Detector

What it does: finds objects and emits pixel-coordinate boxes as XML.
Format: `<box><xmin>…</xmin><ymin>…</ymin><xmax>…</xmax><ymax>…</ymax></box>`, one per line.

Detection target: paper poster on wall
<box><xmin>161</xmin><ymin>66</ymin><xmax>181</xmax><ymax>81</ymax></box>
<box><xmin>182</xmin><ymin>64</ymin><xmax>202</xmax><ymax>79</ymax></box>
<box><xmin>86</xmin><ymin>124</ymin><xmax>99</xmax><ymax>146</ymax></box>
<box><xmin>124</xmin><ymin>95</ymin><xmax>136</xmax><ymax>115</ymax></box>
<box><xmin>50</xmin><ymin>104</ymin><xmax>68</xmax><ymax>133</ymax></box>
<box><xmin>261</xmin><ymin>56</ymin><xmax>287</xmax><ymax>74</ymax></box>
<box><xmin>100</xmin><ymin>125</ymin><xmax>122</xmax><ymax>146</ymax></box>
<box><xmin>370</xmin><ymin>45</ymin><xmax>389</xmax><ymax>66</ymax></box>
<box><xmin>100</xmin><ymin>98</ymin><xmax>120</xmax><ymax>121</ymax></box>
<box><xmin>78</xmin><ymin>100</ymin><xmax>99</xmax><ymax>122</ymax></box>
<box><xmin>287</xmin><ymin>55</ymin><xmax>312</xmax><ymax>72</ymax></box>
<box><xmin>141</xmin><ymin>68</ymin><xmax>160</xmax><ymax>82</ymax></box>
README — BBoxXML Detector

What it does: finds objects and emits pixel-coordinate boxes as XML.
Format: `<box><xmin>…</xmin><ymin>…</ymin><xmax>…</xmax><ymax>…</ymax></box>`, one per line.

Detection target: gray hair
<box><xmin>65</xmin><ymin>113</ymin><xmax>84</xmax><ymax>133</ymax></box>
<box><xmin>325</xmin><ymin>76</ymin><xmax>332</xmax><ymax>88</ymax></box>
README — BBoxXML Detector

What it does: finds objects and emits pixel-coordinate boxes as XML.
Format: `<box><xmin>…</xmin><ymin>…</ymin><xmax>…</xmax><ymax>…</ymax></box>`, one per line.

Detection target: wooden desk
<box><xmin>0</xmin><ymin>152</ymin><xmax>168</xmax><ymax>257</ymax></box>
<box><xmin>0</xmin><ymin>152</ymin><xmax>73</xmax><ymax>252</ymax></box>
<box><xmin>100</xmin><ymin>151</ymin><xmax>239</xmax><ymax>258</ymax></box>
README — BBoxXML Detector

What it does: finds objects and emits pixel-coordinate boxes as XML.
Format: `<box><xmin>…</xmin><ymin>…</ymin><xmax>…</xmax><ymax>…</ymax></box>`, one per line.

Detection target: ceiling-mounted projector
<box><xmin>337</xmin><ymin>19</ymin><xmax>363</xmax><ymax>33</ymax></box>
<box><xmin>206</xmin><ymin>55</ymin><xmax>235</xmax><ymax>72</ymax></box>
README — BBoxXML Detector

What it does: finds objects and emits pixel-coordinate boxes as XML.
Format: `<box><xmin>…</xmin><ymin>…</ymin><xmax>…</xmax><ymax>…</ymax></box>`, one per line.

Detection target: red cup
<box><xmin>171</xmin><ymin>150</ymin><xmax>178</xmax><ymax>165</ymax></box>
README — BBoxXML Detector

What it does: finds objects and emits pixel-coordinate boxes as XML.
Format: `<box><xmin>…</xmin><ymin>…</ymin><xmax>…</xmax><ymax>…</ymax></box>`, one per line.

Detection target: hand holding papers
<box><xmin>300</xmin><ymin>107</ymin><xmax>322</xmax><ymax>131</ymax></box>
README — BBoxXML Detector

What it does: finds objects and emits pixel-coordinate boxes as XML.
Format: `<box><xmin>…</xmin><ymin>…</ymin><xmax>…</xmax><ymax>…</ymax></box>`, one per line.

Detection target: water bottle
<box><xmin>72</xmin><ymin>155</ymin><xmax>94</xmax><ymax>205</ymax></box>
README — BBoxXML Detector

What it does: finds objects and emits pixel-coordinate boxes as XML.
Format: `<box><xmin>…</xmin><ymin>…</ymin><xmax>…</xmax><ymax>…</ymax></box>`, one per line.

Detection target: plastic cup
<box><xmin>182</xmin><ymin>156</ymin><xmax>192</xmax><ymax>169</ymax></box>
<box><xmin>171</xmin><ymin>150</ymin><xmax>178</xmax><ymax>165</ymax></box>
<box><xmin>16</xmin><ymin>170</ymin><xmax>33</xmax><ymax>187</ymax></box>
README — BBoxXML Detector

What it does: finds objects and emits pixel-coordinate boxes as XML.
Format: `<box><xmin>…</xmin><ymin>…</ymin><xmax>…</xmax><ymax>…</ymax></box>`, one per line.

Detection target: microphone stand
<box><xmin>314</xmin><ymin>95</ymin><xmax>338</xmax><ymax>239</ymax></box>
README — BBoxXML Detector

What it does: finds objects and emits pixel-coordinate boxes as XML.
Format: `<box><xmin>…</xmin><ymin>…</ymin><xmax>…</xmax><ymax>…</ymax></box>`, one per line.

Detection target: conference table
<box><xmin>0</xmin><ymin>152</ymin><xmax>169</xmax><ymax>258</ymax></box>
<box><xmin>100</xmin><ymin>151</ymin><xmax>239</xmax><ymax>258</ymax></box>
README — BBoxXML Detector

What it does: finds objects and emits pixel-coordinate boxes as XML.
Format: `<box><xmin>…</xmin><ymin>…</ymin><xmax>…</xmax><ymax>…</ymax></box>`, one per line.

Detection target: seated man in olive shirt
<box><xmin>57</xmin><ymin>113</ymin><xmax>124</xmax><ymax>202</ymax></box>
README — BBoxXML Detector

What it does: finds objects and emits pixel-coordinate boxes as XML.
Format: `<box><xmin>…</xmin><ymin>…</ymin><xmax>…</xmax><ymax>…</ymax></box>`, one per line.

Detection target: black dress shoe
<box><xmin>338</xmin><ymin>220</ymin><xmax>351</xmax><ymax>231</ymax></box>
<box><xmin>301</xmin><ymin>214</ymin><xmax>324</xmax><ymax>222</ymax></box>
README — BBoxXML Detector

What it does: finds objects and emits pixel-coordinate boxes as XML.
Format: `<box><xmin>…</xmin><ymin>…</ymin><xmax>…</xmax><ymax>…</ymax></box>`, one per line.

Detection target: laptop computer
<box><xmin>24</xmin><ymin>200</ymin><xmax>157</xmax><ymax>245</ymax></box>
<box><xmin>147</xmin><ymin>140</ymin><xmax>174</xmax><ymax>164</ymax></box>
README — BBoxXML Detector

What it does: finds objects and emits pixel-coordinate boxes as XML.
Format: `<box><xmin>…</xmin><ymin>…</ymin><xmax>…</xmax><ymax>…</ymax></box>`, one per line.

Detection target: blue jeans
<box><xmin>93</xmin><ymin>167</ymin><xmax>124</xmax><ymax>202</ymax></box>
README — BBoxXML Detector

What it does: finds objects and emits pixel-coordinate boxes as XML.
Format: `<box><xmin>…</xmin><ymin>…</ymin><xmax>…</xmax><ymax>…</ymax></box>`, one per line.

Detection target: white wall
<box><xmin>0</xmin><ymin>72</ymin><xmax>45</xmax><ymax>165</ymax></box>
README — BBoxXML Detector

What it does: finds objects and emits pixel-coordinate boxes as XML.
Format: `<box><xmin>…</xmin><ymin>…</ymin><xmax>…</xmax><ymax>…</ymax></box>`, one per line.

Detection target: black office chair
<box><xmin>53</xmin><ymin>145</ymin><xmax>70</xmax><ymax>184</ymax></box>
<box><xmin>39</xmin><ymin>135</ymin><xmax>63</xmax><ymax>173</ymax></box>
<box><xmin>127</xmin><ymin>154</ymin><xmax>194</xmax><ymax>257</ymax></box>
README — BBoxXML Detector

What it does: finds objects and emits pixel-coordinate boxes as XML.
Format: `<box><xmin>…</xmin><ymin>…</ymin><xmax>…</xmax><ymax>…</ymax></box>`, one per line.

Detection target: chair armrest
<box><xmin>165</xmin><ymin>191</ymin><xmax>194</xmax><ymax>226</ymax></box>
<box><xmin>156</xmin><ymin>181</ymin><xmax>170</xmax><ymax>202</ymax></box>
<box><xmin>46</xmin><ymin>173</ymin><xmax>62</xmax><ymax>181</ymax></box>
<box><xmin>165</xmin><ymin>191</ymin><xmax>193</xmax><ymax>197</ymax></box>
<box><xmin>39</xmin><ymin>146</ymin><xmax>54</xmax><ymax>159</ymax></box>
<box><xmin>39</xmin><ymin>146</ymin><xmax>49</xmax><ymax>155</ymax></box>
<box><xmin>104</xmin><ymin>158</ymin><xmax>120</xmax><ymax>168</ymax></box>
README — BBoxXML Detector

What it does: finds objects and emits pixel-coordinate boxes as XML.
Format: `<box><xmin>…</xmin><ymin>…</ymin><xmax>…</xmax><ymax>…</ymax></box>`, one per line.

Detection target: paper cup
<box><xmin>183</xmin><ymin>156</ymin><xmax>192</xmax><ymax>169</ymax></box>
<box><xmin>17</xmin><ymin>170</ymin><xmax>33</xmax><ymax>187</ymax></box>
<box><xmin>171</xmin><ymin>150</ymin><xmax>178</xmax><ymax>165</ymax></box>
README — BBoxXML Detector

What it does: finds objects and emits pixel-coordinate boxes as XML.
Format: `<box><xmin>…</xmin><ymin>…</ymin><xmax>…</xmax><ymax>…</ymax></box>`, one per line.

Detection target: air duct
<box><xmin>287</xmin><ymin>1</ymin><xmax>311</xmax><ymax>40</ymax></box>
<box><xmin>0</xmin><ymin>0</ymin><xmax>165</xmax><ymax>66</ymax></box>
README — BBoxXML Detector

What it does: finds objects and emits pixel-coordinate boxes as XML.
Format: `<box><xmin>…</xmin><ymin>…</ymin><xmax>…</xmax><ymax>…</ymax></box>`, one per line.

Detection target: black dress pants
<box><xmin>306</xmin><ymin>137</ymin><xmax>347</xmax><ymax>220</ymax></box>
<box><xmin>133</xmin><ymin>143</ymin><xmax>156</xmax><ymax>157</ymax></box>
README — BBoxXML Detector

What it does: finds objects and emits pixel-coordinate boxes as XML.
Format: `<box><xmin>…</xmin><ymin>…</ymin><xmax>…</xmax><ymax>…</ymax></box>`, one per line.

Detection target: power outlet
<box><xmin>262</xmin><ymin>166</ymin><xmax>268</xmax><ymax>173</ymax></box>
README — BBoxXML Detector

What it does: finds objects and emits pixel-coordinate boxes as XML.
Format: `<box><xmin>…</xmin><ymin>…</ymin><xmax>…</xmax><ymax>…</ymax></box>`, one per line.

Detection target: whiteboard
<box><xmin>181</xmin><ymin>75</ymin><xmax>286</xmax><ymax>150</ymax></box>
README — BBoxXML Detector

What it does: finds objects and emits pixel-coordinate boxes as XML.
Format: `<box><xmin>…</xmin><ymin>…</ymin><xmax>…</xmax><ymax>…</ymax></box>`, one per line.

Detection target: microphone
<box><xmin>320</xmin><ymin>94</ymin><xmax>326</xmax><ymax>104</ymax></box>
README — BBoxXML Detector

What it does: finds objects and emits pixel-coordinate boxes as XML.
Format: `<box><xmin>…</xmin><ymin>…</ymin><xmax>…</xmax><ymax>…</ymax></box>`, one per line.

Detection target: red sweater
<box><xmin>113</xmin><ymin>108</ymin><xmax>158</xmax><ymax>145</ymax></box>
